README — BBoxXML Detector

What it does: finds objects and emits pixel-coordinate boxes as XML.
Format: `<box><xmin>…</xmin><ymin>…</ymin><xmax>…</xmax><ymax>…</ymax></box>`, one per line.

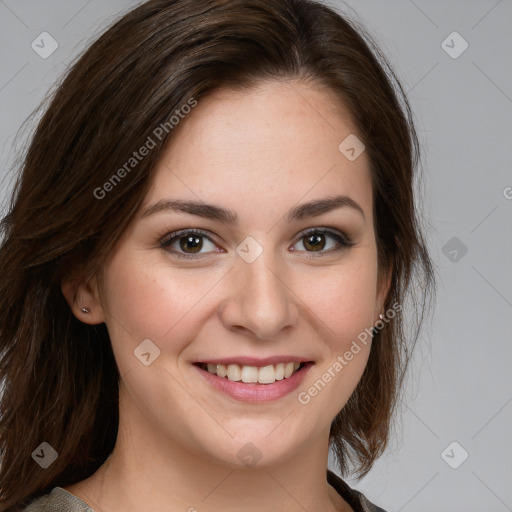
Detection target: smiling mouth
<box><xmin>194</xmin><ymin>361</ymin><xmax>309</xmax><ymax>385</ymax></box>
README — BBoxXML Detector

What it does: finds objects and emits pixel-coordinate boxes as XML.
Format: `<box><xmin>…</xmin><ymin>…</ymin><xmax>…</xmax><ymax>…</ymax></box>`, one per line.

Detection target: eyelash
<box><xmin>159</xmin><ymin>227</ymin><xmax>355</xmax><ymax>260</ymax></box>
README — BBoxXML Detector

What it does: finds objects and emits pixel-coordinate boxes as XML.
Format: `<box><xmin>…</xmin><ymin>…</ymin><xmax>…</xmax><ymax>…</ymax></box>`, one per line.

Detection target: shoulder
<box><xmin>327</xmin><ymin>469</ymin><xmax>389</xmax><ymax>512</ymax></box>
<box><xmin>22</xmin><ymin>487</ymin><xmax>94</xmax><ymax>512</ymax></box>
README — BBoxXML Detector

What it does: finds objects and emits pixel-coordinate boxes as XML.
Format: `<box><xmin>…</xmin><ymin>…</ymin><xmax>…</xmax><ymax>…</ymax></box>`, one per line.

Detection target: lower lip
<box><xmin>193</xmin><ymin>362</ymin><xmax>314</xmax><ymax>403</ymax></box>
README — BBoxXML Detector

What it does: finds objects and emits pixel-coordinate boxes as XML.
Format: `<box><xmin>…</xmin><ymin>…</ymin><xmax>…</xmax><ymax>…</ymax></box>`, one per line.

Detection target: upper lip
<box><xmin>194</xmin><ymin>356</ymin><xmax>313</xmax><ymax>367</ymax></box>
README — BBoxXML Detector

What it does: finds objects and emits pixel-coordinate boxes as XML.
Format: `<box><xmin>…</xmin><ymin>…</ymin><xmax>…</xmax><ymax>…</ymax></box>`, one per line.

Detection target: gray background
<box><xmin>1</xmin><ymin>1</ymin><xmax>511</xmax><ymax>511</ymax></box>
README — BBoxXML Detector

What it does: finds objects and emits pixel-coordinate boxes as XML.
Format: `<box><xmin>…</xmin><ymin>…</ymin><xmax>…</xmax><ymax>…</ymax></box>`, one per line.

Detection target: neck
<box><xmin>65</xmin><ymin>389</ymin><xmax>350</xmax><ymax>512</ymax></box>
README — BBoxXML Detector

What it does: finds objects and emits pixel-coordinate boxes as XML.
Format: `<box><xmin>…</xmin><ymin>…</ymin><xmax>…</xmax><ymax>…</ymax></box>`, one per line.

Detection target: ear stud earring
<box><xmin>372</xmin><ymin>312</ymin><xmax>386</xmax><ymax>337</ymax></box>
<box><xmin>81</xmin><ymin>307</ymin><xmax>90</xmax><ymax>314</ymax></box>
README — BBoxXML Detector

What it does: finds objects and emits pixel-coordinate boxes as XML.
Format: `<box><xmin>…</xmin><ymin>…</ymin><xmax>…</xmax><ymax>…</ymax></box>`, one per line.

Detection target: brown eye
<box><xmin>303</xmin><ymin>233</ymin><xmax>327</xmax><ymax>251</ymax></box>
<box><xmin>179</xmin><ymin>234</ymin><xmax>203</xmax><ymax>253</ymax></box>
<box><xmin>293</xmin><ymin>228</ymin><xmax>354</xmax><ymax>258</ymax></box>
<box><xmin>160</xmin><ymin>229</ymin><xmax>220</xmax><ymax>259</ymax></box>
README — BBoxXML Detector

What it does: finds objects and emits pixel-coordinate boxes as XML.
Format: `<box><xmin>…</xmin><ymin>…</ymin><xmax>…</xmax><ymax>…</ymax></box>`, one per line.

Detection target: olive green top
<box><xmin>23</xmin><ymin>470</ymin><xmax>388</xmax><ymax>512</ymax></box>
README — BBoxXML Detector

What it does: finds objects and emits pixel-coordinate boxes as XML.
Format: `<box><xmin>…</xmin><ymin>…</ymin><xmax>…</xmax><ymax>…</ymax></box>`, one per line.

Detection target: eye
<box><xmin>291</xmin><ymin>228</ymin><xmax>354</xmax><ymax>258</ymax></box>
<box><xmin>160</xmin><ymin>227</ymin><xmax>354</xmax><ymax>260</ymax></box>
<box><xmin>160</xmin><ymin>229</ymin><xmax>222</xmax><ymax>259</ymax></box>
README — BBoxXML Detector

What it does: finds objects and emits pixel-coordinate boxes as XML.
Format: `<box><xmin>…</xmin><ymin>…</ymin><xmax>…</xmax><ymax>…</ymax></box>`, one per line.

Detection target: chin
<box><xmin>185</xmin><ymin>421</ymin><xmax>312</xmax><ymax>471</ymax></box>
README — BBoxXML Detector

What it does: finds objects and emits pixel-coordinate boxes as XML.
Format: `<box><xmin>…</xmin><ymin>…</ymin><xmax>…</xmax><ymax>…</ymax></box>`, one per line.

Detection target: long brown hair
<box><xmin>0</xmin><ymin>0</ymin><xmax>435</xmax><ymax>509</ymax></box>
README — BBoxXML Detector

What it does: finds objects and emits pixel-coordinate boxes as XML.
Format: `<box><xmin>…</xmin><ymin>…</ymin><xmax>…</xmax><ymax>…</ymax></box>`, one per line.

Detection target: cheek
<box><xmin>292</xmin><ymin>256</ymin><xmax>377</xmax><ymax>417</ymax></box>
<box><xmin>100</xmin><ymin>252</ymin><xmax>228</xmax><ymax>366</ymax></box>
<box><xmin>299</xmin><ymin>256</ymin><xmax>379</xmax><ymax>344</ymax></box>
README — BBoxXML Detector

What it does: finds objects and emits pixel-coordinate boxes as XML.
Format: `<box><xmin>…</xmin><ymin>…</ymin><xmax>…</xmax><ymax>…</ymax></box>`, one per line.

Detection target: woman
<box><xmin>0</xmin><ymin>1</ymin><xmax>435</xmax><ymax>511</ymax></box>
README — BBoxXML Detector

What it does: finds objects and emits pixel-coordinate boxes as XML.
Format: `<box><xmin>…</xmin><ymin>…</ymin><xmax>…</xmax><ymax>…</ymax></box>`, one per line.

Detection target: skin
<box><xmin>62</xmin><ymin>79</ymin><xmax>391</xmax><ymax>512</ymax></box>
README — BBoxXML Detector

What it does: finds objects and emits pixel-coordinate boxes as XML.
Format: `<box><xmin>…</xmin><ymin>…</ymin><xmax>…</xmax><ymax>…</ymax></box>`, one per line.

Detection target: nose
<box><xmin>219</xmin><ymin>252</ymin><xmax>299</xmax><ymax>340</ymax></box>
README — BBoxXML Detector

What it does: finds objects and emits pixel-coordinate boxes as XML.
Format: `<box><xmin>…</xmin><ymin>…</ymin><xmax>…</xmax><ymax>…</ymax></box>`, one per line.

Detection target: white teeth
<box><xmin>258</xmin><ymin>365</ymin><xmax>275</xmax><ymax>384</ymax></box>
<box><xmin>203</xmin><ymin>362</ymin><xmax>304</xmax><ymax>384</ymax></box>
<box><xmin>274</xmin><ymin>363</ymin><xmax>285</xmax><ymax>380</ymax></box>
<box><xmin>227</xmin><ymin>364</ymin><xmax>241</xmax><ymax>381</ymax></box>
<box><xmin>284</xmin><ymin>362</ymin><xmax>294</xmax><ymax>378</ymax></box>
<box><xmin>241</xmin><ymin>365</ymin><xmax>258</xmax><ymax>383</ymax></box>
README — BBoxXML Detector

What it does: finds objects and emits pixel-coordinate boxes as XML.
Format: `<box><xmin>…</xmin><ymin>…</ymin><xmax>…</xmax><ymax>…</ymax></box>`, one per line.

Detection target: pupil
<box><xmin>305</xmin><ymin>233</ymin><xmax>325</xmax><ymax>251</ymax></box>
<box><xmin>180</xmin><ymin>235</ymin><xmax>202</xmax><ymax>253</ymax></box>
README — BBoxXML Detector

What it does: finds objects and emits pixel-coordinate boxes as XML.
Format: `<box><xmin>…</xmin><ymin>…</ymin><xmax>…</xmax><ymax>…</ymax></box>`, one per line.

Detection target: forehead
<box><xmin>144</xmin><ymin>80</ymin><xmax>373</xmax><ymax>227</ymax></box>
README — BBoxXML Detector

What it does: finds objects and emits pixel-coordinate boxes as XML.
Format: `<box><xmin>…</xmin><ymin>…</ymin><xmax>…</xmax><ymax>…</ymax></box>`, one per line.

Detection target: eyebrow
<box><xmin>141</xmin><ymin>194</ymin><xmax>365</xmax><ymax>224</ymax></box>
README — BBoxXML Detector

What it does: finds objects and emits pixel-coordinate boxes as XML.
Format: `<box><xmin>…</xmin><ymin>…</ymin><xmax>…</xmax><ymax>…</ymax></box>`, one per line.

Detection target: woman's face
<box><xmin>89</xmin><ymin>80</ymin><xmax>389</xmax><ymax>468</ymax></box>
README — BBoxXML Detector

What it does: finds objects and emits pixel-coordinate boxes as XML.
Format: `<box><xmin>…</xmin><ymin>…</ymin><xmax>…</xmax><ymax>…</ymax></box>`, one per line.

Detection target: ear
<box><xmin>375</xmin><ymin>256</ymin><xmax>393</xmax><ymax>321</ymax></box>
<box><xmin>61</xmin><ymin>274</ymin><xmax>106</xmax><ymax>325</ymax></box>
